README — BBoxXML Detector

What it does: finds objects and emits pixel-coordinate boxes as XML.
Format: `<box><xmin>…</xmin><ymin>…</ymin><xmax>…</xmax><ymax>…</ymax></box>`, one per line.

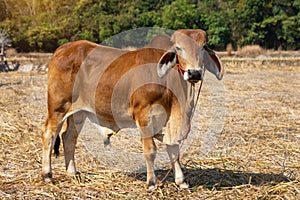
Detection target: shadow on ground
<box><xmin>128</xmin><ymin>167</ymin><xmax>291</xmax><ymax>190</ymax></box>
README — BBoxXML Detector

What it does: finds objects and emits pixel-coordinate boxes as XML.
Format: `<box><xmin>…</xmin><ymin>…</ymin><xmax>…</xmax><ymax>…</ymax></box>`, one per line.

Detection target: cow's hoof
<box><xmin>147</xmin><ymin>185</ymin><xmax>157</xmax><ymax>193</ymax></box>
<box><xmin>147</xmin><ymin>179</ymin><xmax>158</xmax><ymax>192</ymax></box>
<box><xmin>104</xmin><ymin>132</ymin><xmax>114</xmax><ymax>147</ymax></box>
<box><xmin>66</xmin><ymin>167</ymin><xmax>77</xmax><ymax>176</ymax></box>
<box><xmin>42</xmin><ymin>173</ymin><xmax>53</xmax><ymax>184</ymax></box>
<box><xmin>103</xmin><ymin>138</ymin><xmax>111</xmax><ymax>146</ymax></box>
<box><xmin>179</xmin><ymin>182</ymin><xmax>189</xmax><ymax>189</ymax></box>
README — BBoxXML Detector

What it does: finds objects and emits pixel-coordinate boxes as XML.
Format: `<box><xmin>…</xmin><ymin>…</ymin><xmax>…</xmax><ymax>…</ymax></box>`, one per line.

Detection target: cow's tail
<box><xmin>54</xmin><ymin>136</ymin><xmax>60</xmax><ymax>157</ymax></box>
<box><xmin>53</xmin><ymin>107</ymin><xmax>94</xmax><ymax>157</ymax></box>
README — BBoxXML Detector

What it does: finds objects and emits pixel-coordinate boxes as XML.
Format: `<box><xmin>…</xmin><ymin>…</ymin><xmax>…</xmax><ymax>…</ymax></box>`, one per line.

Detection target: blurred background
<box><xmin>0</xmin><ymin>0</ymin><xmax>299</xmax><ymax>53</ymax></box>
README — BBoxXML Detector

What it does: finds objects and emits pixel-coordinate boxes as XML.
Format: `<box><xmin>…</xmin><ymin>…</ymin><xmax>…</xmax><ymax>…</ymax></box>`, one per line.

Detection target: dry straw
<box><xmin>237</xmin><ymin>45</ymin><xmax>265</xmax><ymax>57</ymax></box>
<box><xmin>0</xmin><ymin>56</ymin><xmax>299</xmax><ymax>199</ymax></box>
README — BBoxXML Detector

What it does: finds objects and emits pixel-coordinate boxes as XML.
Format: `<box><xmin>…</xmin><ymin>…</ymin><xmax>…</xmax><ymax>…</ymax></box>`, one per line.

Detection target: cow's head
<box><xmin>157</xmin><ymin>29</ymin><xmax>224</xmax><ymax>82</ymax></box>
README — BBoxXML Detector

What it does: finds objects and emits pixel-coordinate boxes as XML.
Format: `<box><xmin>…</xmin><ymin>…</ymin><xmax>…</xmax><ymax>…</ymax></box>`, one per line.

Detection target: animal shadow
<box><xmin>128</xmin><ymin>167</ymin><xmax>291</xmax><ymax>190</ymax></box>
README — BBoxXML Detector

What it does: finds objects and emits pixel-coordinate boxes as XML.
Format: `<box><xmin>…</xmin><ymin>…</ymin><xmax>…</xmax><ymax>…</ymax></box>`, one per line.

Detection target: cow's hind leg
<box><xmin>62</xmin><ymin>112</ymin><xmax>86</xmax><ymax>175</ymax></box>
<box><xmin>166</xmin><ymin>144</ymin><xmax>189</xmax><ymax>188</ymax></box>
<box><xmin>41</xmin><ymin>117</ymin><xmax>63</xmax><ymax>183</ymax></box>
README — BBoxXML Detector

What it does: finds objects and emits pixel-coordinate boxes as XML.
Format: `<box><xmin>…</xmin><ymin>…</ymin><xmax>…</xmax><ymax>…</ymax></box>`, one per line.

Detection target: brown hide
<box><xmin>42</xmin><ymin>29</ymin><xmax>223</xmax><ymax>190</ymax></box>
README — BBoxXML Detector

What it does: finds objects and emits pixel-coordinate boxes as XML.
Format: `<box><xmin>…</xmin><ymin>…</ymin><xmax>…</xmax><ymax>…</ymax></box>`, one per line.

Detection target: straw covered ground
<box><xmin>0</xmin><ymin>57</ymin><xmax>299</xmax><ymax>199</ymax></box>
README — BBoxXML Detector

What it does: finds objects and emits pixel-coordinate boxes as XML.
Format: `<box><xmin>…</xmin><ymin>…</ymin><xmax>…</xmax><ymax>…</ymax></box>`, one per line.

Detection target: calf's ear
<box><xmin>157</xmin><ymin>49</ymin><xmax>177</xmax><ymax>78</ymax></box>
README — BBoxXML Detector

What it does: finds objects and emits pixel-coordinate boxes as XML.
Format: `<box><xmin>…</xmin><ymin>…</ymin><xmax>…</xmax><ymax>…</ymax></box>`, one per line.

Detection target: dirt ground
<box><xmin>0</xmin><ymin>58</ymin><xmax>299</xmax><ymax>199</ymax></box>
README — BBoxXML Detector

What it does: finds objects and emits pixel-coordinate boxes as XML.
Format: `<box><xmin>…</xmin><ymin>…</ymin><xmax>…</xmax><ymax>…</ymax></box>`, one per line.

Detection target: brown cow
<box><xmin>42</xmin><ymin>29</ymin><xmax>224</xmax><ymax>191</ymax></box>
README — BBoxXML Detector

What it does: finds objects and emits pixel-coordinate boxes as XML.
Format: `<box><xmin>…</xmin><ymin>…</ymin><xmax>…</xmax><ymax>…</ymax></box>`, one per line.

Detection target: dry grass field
<box><xmin>0</xmin><ymin>57</ymin><xmax>299</xmax><ymax>199</ymax></box>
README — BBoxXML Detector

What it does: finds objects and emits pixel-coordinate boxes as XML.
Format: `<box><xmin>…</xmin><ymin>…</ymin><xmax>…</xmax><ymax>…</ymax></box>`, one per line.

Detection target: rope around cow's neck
<box><xmin>158</xmin><ymin>66</ymin><xmax>206</xmax><ymax>187</ymax></box>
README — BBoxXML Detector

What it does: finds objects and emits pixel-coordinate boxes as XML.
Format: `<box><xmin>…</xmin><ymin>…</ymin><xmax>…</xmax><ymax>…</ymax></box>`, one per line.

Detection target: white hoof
<box><xmin>179</xmin><ymin>182</ymin><xmax>189</xmax><ymax>189</ymax></box>
<box><xmin>147</xmin><ymin>185</ymin><xmax>157</xmax><ymax>192</ymax></box>
<box><xmin>67</xmin><ymin>167</ymin><xmax>76</xmax><ymax>176</ymax></box>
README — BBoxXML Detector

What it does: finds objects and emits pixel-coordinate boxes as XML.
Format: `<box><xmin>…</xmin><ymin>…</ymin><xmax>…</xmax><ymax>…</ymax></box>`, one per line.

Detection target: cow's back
<box><xmin>48</xmin><ymin>40</ymin><xmax>98</xmax><ymax>76</ymax></box>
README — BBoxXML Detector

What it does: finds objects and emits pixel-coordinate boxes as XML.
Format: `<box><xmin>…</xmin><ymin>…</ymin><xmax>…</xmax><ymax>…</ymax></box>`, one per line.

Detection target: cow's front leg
<box><xmin>141</xmin><ymin>137</ymin><xmax>157</xmax><ymax>191</ymax></box>
<box><xmin>135</xmin><ymin>105</ymin><xmax>158</xmax><ymax>191</ymax></box>
<box><xmin>166</xmin><ymin>144</ymin><xmax>189</xmax><ymax>188</ymax></box>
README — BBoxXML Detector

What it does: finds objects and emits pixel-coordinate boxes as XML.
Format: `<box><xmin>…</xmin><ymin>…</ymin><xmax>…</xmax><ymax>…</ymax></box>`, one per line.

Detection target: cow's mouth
<box><xmin>183</xmin><ymin>69</ymin><xmax>203</xmax><ymax>83</ymax></box>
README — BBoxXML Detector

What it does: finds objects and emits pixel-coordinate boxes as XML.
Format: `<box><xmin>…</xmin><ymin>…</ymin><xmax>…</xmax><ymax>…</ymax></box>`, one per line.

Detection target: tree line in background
<box><xmin>0</xmin><ymin>0</ymin><xmax>299</xmax><ymax>52</ymax></box>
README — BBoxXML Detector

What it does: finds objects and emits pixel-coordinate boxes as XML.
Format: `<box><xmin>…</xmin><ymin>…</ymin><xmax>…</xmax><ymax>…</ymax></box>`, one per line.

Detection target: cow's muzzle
<box><xmin>184</xmin><ymin>69</ymin><xmax>203</xmax><ymax>83</ymax></box>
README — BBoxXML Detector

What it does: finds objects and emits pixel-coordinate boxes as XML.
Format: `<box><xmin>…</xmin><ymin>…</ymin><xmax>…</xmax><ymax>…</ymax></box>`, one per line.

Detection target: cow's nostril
<box><xmin>186</xmin><ymin>69</ymin><xmax>203</xmax><ymax>82</ymax></box>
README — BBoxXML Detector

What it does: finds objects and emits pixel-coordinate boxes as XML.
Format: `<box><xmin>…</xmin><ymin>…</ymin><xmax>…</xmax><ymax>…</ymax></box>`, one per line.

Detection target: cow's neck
<box><xmin>177</xmin><ymin>71</ymin><xmax>195</xmax><ymax>115</ymax></box>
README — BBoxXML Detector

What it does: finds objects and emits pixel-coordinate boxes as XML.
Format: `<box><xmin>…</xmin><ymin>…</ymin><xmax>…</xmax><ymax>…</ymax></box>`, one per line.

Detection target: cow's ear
<box><xmin>203</xmin><ymin>45</ymin><xmax>224</xmax><ymax>80</ymax></box>
<box><xmin>157</xmin><ymin>49</ymin><xmax>177</xmax><ymax>78</ymax></box>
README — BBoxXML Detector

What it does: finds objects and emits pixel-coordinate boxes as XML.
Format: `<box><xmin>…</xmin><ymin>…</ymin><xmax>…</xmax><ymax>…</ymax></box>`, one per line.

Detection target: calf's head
<box><xmin>157</xmin><ymin>29</ymin><xmax>223</xmax><ymax>82</ymax></box>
